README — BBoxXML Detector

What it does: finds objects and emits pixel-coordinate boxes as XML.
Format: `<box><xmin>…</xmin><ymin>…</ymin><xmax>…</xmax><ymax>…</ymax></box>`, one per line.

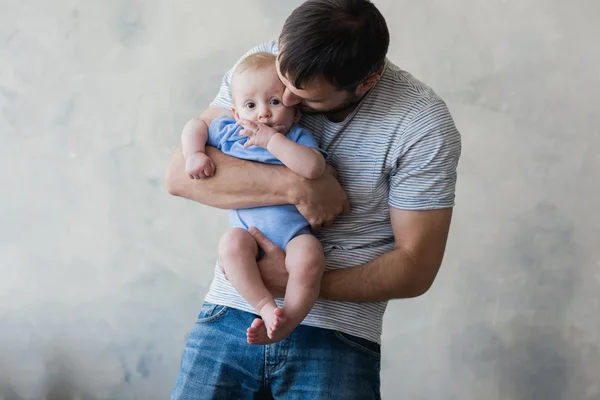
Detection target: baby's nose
<box><xmin>258</xmin><ymin>107</ymin><xmax>272</xmax><ymax>118</ymax></box>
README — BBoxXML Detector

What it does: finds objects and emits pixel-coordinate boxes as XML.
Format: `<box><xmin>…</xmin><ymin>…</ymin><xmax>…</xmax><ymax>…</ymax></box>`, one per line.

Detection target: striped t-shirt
<box><xmin>205</xmin><ymin>41</ymin><xmax>461</xmax><ymax>344</ymax></box>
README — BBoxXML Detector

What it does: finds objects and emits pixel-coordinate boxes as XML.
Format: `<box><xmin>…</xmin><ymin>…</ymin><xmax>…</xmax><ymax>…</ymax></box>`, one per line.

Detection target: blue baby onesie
<box><xmin>207</xmin><ymin>116</ymin><xmax>326</xmax><ymax>251</ymax></box>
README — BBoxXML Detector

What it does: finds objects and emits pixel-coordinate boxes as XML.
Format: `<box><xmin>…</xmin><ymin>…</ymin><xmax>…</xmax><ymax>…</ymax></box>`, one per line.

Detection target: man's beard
<box><xmin>299</xmin><ymin>92</ymin><xmax>362</xmax><ymax>116</ymax></box>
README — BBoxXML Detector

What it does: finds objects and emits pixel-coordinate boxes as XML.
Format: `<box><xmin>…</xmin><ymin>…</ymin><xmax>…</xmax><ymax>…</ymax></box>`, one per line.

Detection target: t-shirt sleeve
<box><xmin>389</xmin><ymin>100</ymin><xmax>461</xmax><ymax>210</ymax></box>
<box><xmin>290</xmin><ymin>126</ymin><xmax>328</xmax><ymax>160</ymax></box>
<box><xmin>210</xmin><ymin>41</ymin><xmax>278</xmax><ymax>111</ymax></box>
<box><xmin>206</xmin><ymin>116</ymin><xmax>236</xmax><ymax>149</ymax></box>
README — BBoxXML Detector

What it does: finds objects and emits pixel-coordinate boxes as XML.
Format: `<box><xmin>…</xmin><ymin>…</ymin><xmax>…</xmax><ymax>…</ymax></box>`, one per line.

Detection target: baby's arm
<box><xmin>239</xmin><ymin>119</ymin><xmax>325</xmax><ymax>180</ymax></box>
<box><xmin>181</xmin><ymin>118</ymin><xmax>215</xmax><ymax>179</ymax></box>
<box><xmin>267</xmin><ymin>134</ymin><xmax>326</xmax><ymax>180</ymax></box>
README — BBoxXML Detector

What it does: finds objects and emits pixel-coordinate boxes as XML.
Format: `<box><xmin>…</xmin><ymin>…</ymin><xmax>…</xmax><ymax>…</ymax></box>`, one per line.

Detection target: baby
<box><xmin>180</xmin><ymin>52</ymin><xmax>326</xmax><ymax>343</ymax></box>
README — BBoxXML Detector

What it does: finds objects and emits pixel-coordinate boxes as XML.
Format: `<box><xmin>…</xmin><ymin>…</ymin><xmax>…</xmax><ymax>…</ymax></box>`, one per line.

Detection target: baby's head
<box><xmin>231</xmin><ymin>52</ymin><xmax>299</xmax><ymax>134</ymax></box>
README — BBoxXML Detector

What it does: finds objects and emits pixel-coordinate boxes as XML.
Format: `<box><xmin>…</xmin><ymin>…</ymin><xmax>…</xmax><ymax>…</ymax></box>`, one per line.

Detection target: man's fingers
<box><xmin>248</xmin><ymin>226</ymin><xmax>278</xmax><ymax>252</ymax></box>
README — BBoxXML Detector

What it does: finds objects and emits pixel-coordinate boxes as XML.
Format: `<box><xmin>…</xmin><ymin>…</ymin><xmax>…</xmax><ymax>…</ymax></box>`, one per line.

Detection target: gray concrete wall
<box><xmin>1</xmin><ymin>0</ymin><xmax>598</xmax><ymax>399</ymax></box>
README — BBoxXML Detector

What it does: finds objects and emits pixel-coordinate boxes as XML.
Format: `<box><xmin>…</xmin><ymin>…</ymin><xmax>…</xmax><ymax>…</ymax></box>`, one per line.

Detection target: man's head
<box><xmin>277</xmin><ymin>0</ymin><xmax>389</xmax><ymax>115</ymax></box>
<box><xmin>231</xmin><ymin>52</ymin><xmax>299</xmax><ymax>134</ymax></box>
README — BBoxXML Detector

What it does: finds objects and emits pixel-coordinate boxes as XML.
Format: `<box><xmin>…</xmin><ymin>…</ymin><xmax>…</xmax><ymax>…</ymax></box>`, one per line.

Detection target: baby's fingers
<box><xmin>239</xmin><ymin>118</ymin><xmax>258</xmax><ymax>130</ymax></box>
<box><xmin>239</xmin><ymin>128</ymin><xmax>255</xmax><ymax>138</ymax></box>
<box><xmin>243</xmin><ymin>138</ymin><xmax>255</xmax><ymax>148</ymax></box>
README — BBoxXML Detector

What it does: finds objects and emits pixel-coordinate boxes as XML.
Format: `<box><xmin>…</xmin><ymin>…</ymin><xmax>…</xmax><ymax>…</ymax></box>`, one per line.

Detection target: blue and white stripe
<box><xmin>206</xmin><ymin>41</ymin><xmax>461</xmax><ymax>344</ymax></box>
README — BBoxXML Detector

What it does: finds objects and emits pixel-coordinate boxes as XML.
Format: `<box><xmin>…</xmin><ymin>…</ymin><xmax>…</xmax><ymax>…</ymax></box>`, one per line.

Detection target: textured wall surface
<box><xmin>1</xmin><ymin>1</ymin><xmax>599</xmax><ymax>399</ymax></box>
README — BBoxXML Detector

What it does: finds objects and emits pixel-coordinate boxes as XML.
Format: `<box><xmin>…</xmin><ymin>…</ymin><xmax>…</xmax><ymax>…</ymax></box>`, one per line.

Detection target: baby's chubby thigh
<box><xmin>284</xmin><ymin>234</ymin><xmax>325</xmax><ymax>286</ymax></box>
<box><xmin>217</xmin><ymin>228</ymin><xmax>258</xmax><ymax>267</ymax></box>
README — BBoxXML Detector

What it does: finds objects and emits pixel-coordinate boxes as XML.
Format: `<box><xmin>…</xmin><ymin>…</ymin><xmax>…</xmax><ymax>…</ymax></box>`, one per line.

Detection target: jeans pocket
<box><xmin>196</xmin><ymin>302</ymin><xmax>229</xmax><ymax>324</ymax></box>
<box><xmin>334</xmin><ymin>331</ymin><xmax>381</xmax><ymax>359</ymax></box>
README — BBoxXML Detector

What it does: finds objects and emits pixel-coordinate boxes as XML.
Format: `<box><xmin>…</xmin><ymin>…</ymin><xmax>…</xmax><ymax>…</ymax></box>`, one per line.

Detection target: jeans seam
<box><xmin>264</xmin><ymin>345</ymin><xmax>270</xmax><ymax>387</ymax></box>
<box><xmin>269</xmin><ymin>340</ymin><xmax>290</xmax><ymax>374</ymax></box>
<box><xmin>334</xmin><ymin>331</ymin><xmax>381</xmax><ymax>359</ymax></box>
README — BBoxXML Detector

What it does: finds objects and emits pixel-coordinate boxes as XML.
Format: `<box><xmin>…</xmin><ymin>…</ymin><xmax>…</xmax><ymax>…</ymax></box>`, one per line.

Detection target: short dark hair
<box><xmin>278</xmin><ymin>0</ymin><xmax>389</xmax><ymax>92</ymax></box>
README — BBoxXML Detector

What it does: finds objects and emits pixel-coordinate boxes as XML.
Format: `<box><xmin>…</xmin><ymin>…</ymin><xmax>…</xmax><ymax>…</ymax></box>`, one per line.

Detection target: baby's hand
<box><xmin>185</xmin><ymin>152</ymin><xmax>215</xmax><ymax>179</ymax></box>
<box><xmin>239</xmin><ymin>119</ymin><xmax>279</xmax><ymax>149</ymax></box>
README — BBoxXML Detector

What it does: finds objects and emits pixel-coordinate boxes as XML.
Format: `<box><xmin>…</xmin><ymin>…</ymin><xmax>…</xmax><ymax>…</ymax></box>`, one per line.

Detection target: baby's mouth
<box><xmin>260</xmin><ymin>121</ymin><xmax>285</xmax><ymax>132</ymax></box>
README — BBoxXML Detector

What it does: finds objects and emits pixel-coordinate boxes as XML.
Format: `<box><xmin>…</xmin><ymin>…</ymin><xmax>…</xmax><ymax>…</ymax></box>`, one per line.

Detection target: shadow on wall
<box><xmin>451</xmin><ymin>201</ymin><xmax>600</xmax><ymax>400</ymax></box>
<box><xmin>0</xmin><ymin>350</ymin><xmax>100</xmax><ymax>400</ymax></box>
<box><xmin>1</xmin><ymin>374</ymin><xmax>97</xmax><ymax>400</ymax></box>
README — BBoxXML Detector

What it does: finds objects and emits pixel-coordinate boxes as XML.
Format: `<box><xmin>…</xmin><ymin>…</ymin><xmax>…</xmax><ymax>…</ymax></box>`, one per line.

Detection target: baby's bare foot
<box><xmin>259</xmin><ymin>301</ymin><xmax>278</xmax><ymax>337</ymax></box>
<box><xmin>247</xmin><ymin>318</ymin><xmax>271</xmax><ymax>344</ymax></box>
<box><xmin>248</xmin><ymin>306</ymin><xmax>298</xmax><ymax>344</ymax></box>
<box><xmin>267</xmin><ymin>307</ymin><xmax>288</xmax><ymax>338</ymax></box>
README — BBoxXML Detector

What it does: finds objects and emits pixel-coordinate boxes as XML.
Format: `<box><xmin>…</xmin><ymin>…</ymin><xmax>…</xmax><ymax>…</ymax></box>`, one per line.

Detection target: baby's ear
<box><xmin>293</xmin><ymin>107</ymin><xmax>301</xmax><ymax>123</ymax></box>
<box><xmin>231</xmin><ymin>107</ymin><xmax>240</xmax><ymax>122</ymax></box>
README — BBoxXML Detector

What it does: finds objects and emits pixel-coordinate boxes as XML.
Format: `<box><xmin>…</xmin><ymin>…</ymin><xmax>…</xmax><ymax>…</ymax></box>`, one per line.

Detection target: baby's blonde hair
<box><xmin>231</xmin><ymin>52</ymin><xmax>277</xmax><ymax>103</ymax></box>
<box><xmin>233</xmin><ymin>52</ymin><xmax>277</xmax><ymax>77</ymax></box>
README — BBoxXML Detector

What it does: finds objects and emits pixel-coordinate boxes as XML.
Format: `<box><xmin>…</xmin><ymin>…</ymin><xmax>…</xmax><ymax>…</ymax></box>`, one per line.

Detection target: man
<box><xmin>167</xmin><ymin>0</ymin><xmax>461</xmax><ymax>398</ymax></box>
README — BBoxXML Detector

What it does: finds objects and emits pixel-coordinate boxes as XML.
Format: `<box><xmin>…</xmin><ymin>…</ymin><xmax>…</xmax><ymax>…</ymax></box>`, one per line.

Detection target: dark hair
<box><xmin>278</xmin><ymin>0</ymin><xmax>389</xmax><ymax>92</ymax></box>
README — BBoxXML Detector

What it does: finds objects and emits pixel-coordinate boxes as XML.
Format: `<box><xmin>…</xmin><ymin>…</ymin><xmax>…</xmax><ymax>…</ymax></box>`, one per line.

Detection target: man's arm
<box><xmin>319</xmin><ymin>207</ymin><xmax>452</xmax><ymax>301</ymax></box>
<box><xmin>251</xmin><ymin>207</ymin><xmax>452</xmax><ymax>301</ymax></box>
<box><xmin>166</xmin><ymin>105</ymin><xmax>300</xmax><ymax>209</ymax></box>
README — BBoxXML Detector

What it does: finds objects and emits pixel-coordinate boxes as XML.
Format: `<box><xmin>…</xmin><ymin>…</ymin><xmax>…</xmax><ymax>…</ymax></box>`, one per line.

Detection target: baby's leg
<box><xmin>218</xmin><ymin>228</ymin><xmax>278</xmax><ymax>327</ymax></box>
<box><xmin>271</xmin><ymin>234</ymin><xmax>324</xmax><ymax>340</ymax></box>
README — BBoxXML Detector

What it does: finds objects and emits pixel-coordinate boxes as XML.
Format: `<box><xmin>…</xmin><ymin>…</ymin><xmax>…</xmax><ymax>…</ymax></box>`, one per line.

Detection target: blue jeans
<box><xmin>171</xmin><ymin>303</ymin><xmax>381</xmax><ymax>399</ymax></box>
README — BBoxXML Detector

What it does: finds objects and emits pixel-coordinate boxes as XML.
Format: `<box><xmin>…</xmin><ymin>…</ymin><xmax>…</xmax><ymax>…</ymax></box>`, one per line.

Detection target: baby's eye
<box><xmin>270</xmin><ymin>99</ymin><xmax>281</xmax><ymax>106</ymax></box>
<box><xmin>246</xmin><ymin>102</ymin><xmax>256</xmax><ymax>109</ymax></box>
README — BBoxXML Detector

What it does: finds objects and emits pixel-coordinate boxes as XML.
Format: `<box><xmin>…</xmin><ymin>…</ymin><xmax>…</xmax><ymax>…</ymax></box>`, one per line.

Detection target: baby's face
<box><xmin>232</xmin><ymin>66</ymin><xmax>299</xmax><ymax>134</ymax></box>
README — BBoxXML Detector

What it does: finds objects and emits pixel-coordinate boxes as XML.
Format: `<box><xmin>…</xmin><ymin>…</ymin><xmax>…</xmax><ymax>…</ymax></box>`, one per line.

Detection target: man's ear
<box><xmin>357</xmin><ymin>73</ymin><xmax>381</xmax><ymax>95</ymax></box>
<box><xmin>293</xmin><ymin>107</ymin><xmax>301</xmax><ymax>123</ymax></box>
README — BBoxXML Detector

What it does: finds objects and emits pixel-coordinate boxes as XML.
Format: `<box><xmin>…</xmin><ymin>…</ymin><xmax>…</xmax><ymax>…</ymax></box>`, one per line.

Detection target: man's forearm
<box><xmin>165</xmin><ymin>144</ymin><xmax>301</xmax><ymax>209</ymax></box>
<box><xmin>319</xmin><ymin>247</ymin><xmax>440</xmax><ymax>302</ymax></box>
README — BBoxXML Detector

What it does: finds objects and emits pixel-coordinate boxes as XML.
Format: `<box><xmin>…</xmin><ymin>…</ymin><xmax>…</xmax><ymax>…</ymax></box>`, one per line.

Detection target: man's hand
<box><xmin>185</xmin><ymin>152</ymin><xmax>215</xmax><ymax>180</ymax></box>
<box><xmin>249</xmin><ymin>227</ymin><xmax>288</xmax><ymax>298</ymax></box>
<box><xmin>218</xmin><ymin>227</ymin><xmax>288</xmax><ymax>297</ymax></box>
<box><xmin>295</xmin><ymin>165</ymin><xmax>350</xmax><ymax>231</ymax></box>
<box><xmin>239</xmin><ymin>119</ymin><xmax>279</xmax><ymax>149</ymax></box>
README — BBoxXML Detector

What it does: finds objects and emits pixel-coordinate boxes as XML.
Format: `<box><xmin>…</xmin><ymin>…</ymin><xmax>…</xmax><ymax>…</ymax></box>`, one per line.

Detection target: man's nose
<box><xmin>282</xmin><ymin>88</ymin><xmax>301</xmax><ymax>107</ymax></box>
